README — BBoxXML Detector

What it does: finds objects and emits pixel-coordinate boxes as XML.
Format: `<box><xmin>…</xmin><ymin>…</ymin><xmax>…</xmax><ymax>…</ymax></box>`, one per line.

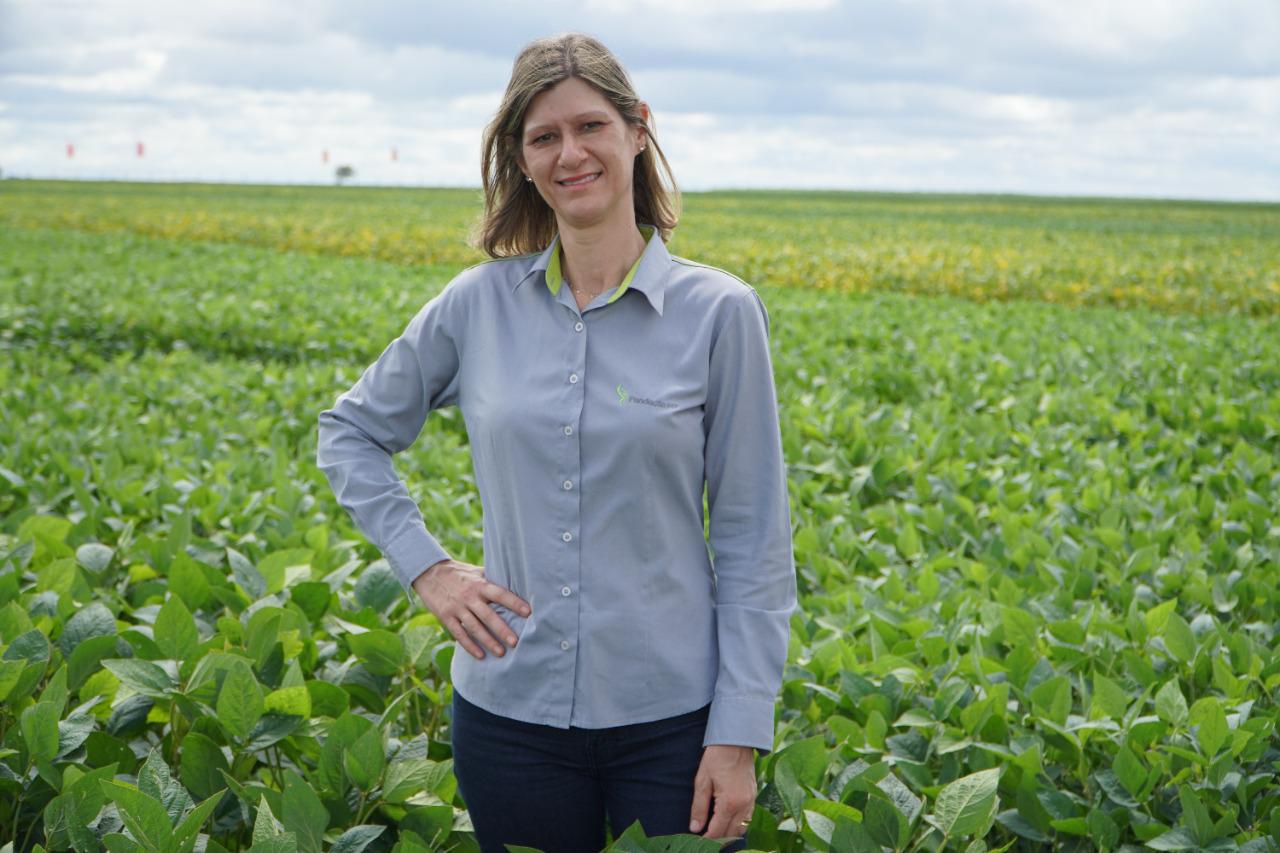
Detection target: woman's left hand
<box><xmin>689</xmin><ymin>744</ymin><xmax>757</xmax><ymax>841</ymax></box>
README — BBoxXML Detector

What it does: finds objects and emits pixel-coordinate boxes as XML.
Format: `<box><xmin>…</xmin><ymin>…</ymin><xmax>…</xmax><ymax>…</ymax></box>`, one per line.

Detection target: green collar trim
<box><xmin>546</xmin><ymin>225</ymin><xmax>656</xmax><ymax>305</ymax></box>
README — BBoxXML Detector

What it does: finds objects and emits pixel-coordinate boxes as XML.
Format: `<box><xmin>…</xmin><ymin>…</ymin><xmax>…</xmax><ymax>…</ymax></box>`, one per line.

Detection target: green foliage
<box><xmin>1</xmin><ymin>183</ymin><xmax>1278</xmax><ymax>851</ymax></box>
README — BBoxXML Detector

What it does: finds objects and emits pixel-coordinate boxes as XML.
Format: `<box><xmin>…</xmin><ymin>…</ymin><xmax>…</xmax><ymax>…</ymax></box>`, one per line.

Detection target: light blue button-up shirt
<box><xmin>316</xmin><ymin>225</ymin><xmax>797</xmax><ymax>752</ymax></box>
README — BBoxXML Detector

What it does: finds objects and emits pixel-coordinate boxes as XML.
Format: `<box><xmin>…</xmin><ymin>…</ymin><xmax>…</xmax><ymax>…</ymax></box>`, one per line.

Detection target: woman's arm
<box><xmin>316</xmin><ymin>285</ymin><xmax>463</xmax><ymax>603</ymax></box>
<box><xmin>701</xmin><ymin>286</ymin><xmax>798</xmax><ymax>755</ymax></box>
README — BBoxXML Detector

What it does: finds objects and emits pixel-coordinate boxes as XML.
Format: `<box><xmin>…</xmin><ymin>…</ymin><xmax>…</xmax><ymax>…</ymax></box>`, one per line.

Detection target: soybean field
<box><xmin>1</xmin><ymin>179</ymin><xmax>1279</xmax><ymax>853</ymax></box>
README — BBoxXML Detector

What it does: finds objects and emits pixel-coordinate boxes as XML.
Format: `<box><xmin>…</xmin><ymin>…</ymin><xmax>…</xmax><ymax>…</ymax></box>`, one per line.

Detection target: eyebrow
<box><xmin>524</xmin><ymin>111</ymin><xmax>613</xmax><ymax>137</ymax></box>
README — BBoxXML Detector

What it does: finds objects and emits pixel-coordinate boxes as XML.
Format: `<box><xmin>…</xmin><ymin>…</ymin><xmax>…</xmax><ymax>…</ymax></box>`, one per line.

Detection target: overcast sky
<box><xmin>2</xmin><ymin>0</ymin><xmax>1277</xmax><ymax>200</ymax></box>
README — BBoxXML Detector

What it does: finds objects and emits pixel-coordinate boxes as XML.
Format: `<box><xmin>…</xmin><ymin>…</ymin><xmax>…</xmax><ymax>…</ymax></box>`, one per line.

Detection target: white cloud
<box><xmin>0</xmin><ymin>0</ymin><xmax>1276</xmax><ymax>199</ymax></box>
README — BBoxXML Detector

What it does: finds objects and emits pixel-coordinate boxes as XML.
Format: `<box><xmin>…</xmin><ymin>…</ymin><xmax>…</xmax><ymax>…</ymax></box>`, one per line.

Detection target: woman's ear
<box><xmin>635</xmin><ymin>102</ymin><xmax>651</xmax><ymax>151</ymax></box>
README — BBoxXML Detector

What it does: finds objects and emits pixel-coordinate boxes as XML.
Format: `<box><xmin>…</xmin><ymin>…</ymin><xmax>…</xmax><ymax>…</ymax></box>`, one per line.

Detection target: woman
<box><xmin>317</xmin><ymin>33</ymin><xmax>796</xmax><ymax>853</ymax></box>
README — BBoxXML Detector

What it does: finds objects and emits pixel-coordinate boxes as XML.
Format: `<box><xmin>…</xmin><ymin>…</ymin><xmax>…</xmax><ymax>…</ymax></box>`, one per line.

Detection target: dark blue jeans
<box><xmin>450</xmin><ymin>689</ymin><xmax>749</xmax><ymax>853</ymax></box>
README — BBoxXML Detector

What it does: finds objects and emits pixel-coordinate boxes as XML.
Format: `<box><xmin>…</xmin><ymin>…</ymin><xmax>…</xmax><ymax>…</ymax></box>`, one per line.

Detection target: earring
<box><xmin>525</xmin><ymin>176</ymin><xmax>532</xmax><ymax>182</ymax></box>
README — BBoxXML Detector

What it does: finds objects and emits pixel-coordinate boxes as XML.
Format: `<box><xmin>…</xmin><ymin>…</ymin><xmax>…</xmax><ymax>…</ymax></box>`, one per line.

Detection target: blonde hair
<box><xmin>475</xmin><ymin>32</ymin><xmax>681</xmax><ymax>257</ymax></box>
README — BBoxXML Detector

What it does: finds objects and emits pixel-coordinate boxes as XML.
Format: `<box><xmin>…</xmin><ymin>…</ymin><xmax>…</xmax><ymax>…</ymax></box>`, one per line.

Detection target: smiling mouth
<box><xmin>557</xmin><ymin>173</ymin><xmax>601</xmax><ymax>187</ymax></box>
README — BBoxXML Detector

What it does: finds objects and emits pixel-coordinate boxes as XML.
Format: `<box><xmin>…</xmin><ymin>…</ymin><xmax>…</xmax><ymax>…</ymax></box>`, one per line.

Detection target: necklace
<box><xmin>568</xmin><ymin>281</ymin><xmax>608</xmax><ymax>300</ymax></box>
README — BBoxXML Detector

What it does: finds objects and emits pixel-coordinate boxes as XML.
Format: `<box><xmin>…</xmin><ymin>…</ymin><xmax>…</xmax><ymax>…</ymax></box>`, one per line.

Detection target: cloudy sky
<box><xmin>2</xmin><ymin>0</ymin><xmax>1277</xmax><ymax>200</ymax></box>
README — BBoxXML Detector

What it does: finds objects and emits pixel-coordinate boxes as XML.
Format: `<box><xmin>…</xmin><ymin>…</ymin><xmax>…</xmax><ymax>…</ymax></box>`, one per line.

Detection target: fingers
<box><xmin>418</xmin><ymin>564</ymin><xmax>530</xmax><ymax>660</ymax></box>
<box><xmin>689</xmin><ymin>774</ymin><xmax>712</xmax><ymax>834</ymax></box>
<box><xmin>486</xmin><ymin>581</ymin><xmax>532</xmax><ymax>617</ymax></box>
<box><xmin>447</xmin><ymin>613</ymin><xmax>489</xmax><ymax>661</ymax></box>
<box><xmin>450</xmin><ymin>606</ymin><xmax>518</xmax><ymax>660</ymax></box>
<box><xmin>703</xmin><ymin>799</ymin><xmax>752</xmax><ymax>840</ymax></box>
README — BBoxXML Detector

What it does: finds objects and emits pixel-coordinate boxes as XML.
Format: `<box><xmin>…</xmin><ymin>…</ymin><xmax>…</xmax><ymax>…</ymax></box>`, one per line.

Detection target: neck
<box><xmin>557</xmin><ymin>214</ymin><xmax>647</xmax><ymax>295</ymax></box>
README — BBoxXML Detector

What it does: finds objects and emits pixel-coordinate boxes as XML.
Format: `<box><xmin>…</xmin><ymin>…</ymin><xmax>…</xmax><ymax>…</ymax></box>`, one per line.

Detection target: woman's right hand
<box><xmin>411</xmin><ymin>559</ymin><xmax>531</xmax><ymax>660</ymax></box>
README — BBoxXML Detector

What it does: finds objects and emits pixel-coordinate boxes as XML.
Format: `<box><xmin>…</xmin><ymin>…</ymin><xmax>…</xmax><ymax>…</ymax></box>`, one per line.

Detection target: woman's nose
<box><xmin>558</xmin><ymin>134</ymin><xmax>585</xmax><ymax>167</ymax></box>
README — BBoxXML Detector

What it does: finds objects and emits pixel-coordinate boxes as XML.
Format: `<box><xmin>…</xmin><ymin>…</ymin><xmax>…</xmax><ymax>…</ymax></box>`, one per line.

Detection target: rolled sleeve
<box><xmin>701</xmin><ymin>287</ymin><xmax>797</xmax><ymax>754</ymax></box>
<box><xmin>316</xmin><ymin>285</ymin><xmax>462</xmax><ymax>600</ymax></box>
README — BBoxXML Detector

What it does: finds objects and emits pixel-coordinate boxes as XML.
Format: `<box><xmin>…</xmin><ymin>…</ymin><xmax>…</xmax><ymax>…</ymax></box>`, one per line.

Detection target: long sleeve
<box><xmin>701</xmin><ymin>287</ymin><xmax>797</xmax><ymax>754</ymax></box>
<box><xmin>316</xmin><ymin>285</ymin><xmax>463</xmax><ymax>600</ymax></box>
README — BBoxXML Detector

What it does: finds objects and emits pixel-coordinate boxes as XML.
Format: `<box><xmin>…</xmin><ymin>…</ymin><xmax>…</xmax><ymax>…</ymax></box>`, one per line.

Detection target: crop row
<box><xmin>3</xmin><ymin>180</ymin><xmax>1278</xmax><ymax>315</ymax></box>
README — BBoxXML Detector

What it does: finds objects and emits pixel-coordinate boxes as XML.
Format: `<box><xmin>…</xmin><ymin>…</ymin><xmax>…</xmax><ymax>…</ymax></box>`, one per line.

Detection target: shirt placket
<box><xmin>556</xmin><ymin>292</ymin><xmax>588</xmax><ymax>717</ymax></box>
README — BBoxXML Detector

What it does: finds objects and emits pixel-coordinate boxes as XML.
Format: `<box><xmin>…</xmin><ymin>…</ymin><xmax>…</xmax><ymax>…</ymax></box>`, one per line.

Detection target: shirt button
<box><xmin>562</xmin><ymin>531</ymin><xmax>573</xmax><ymax>542</ymax></box>
<box><xmin>563</xmin><ymin>480</ymin><xmax>573</xmax><ymax>490</ymax></box>
<box><xmin>561</xmin><ymin>586</ymin><xmax>572</xmax><ymax>596</ymax></box>
<box><xmin>569</xmin><ymin>373</ymin><xmax>579</xmax><ymax>384</ymax></box>
<box><xmin>574</xmin><ymin>321</ymin><xmax>584</xmax><ymax>332</ymax></box>
<box><xmin>563</xmin><ymin>425</ymin><xmax>573</xmax><ymax>436</ymax></box>
<box><xmin>560</xmin><ymin>640</ymin><xmax>570</xmax><ymax>650</ymax></box>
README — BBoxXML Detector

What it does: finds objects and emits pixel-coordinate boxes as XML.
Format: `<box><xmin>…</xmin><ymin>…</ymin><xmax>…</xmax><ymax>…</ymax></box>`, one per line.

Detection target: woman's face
<box><xmin>517</xmin><ymin>76</ymin><xmax>648</xmax><ymax>233</ymax></box>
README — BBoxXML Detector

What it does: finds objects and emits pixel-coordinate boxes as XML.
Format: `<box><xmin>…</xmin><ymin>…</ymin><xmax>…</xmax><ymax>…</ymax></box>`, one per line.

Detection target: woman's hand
<box><xmin>689</xmin><ymin>744</ymin><xmax>757</xmax><ymax>843</ymax></box>
<box><xmin>411</xmin><ymin>559</ymin><xmax>532</xmax><ymax>660</ymax></box>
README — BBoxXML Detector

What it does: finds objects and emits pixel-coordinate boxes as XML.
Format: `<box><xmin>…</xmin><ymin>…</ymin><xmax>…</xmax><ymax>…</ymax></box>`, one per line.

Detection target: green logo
<box><xmin>616</xmin><ymin>384</ymin><xmax>629</xmax><ymax>404</ymax></box>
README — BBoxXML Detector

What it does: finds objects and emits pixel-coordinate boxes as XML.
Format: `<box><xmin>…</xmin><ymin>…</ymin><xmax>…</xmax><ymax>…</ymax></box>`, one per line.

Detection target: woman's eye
<box><xmin>583</xmin><ymin>122</ymin><xmax>603</xmax><ymax>131</ymax></box>
<box><xmin>531</xmin><ymin>133</ymin><xmax>552</xmax><ymax>144</ymax></box>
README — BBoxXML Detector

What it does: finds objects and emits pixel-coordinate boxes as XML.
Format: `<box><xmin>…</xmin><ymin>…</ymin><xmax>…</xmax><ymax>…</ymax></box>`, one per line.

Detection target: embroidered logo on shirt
<box><xmin>616</xmin><ymin>384</ymin><xmax>677</xmax><ymax>409</ymax></box>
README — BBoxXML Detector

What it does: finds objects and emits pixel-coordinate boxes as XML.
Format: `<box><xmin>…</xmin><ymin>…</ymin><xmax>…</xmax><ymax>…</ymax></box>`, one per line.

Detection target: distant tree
<box><xmin>335</xmin><ymin>165</ymin><xmax>355</xmax><ymax>186</ymax></box>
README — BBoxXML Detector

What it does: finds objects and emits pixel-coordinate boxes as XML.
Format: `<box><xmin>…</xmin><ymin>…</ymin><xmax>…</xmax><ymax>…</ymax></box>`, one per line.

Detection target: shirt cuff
<box><xmin>702</xmin><ymin>693</ymin><xmax>778</xmax><ymax>755</ymax></box>
<box><xmin>382</xmin><ymin>523</ymin><xmax>450</xmax><ymax>599</ymax></box>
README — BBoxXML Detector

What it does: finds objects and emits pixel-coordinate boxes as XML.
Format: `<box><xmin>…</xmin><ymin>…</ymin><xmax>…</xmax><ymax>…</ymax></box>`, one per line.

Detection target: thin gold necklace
<box><xmin>569</xmin><ymin>281</ymin><xmax>609</xmax><ymax>299</ymax></box>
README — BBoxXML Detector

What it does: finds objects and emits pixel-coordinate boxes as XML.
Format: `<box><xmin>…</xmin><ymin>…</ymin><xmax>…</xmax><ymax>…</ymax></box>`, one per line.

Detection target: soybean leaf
<box><xmin>329</xmin><ymin>825</ymin><xmax>386</xmax><ymax>853</ymax></box>
<box><xmin>155</xmin><ymin>595</ymin><xmax>200</xmax><ymax>661</ymax></box>
<box><xmin>1113</xmin><ymin>746</ymin><xmax>1148</xmax><ymax>799</ymax></box>
<box><xmin>864</xmin><ymin>795</ymin><xmax>907</xmax><ymax>849</ymax></box>
<box><xmin>1178</xmin><ymin>785</ymin><xmax>1213</xmax><ymax>846</ymax></box>
<box><xmin>217</xmin><ymin>661</ymin><xmax>264</xmax><ymax>741</ymax></box>
<box><xmin>1087</xmin><ymin>808</ymin><xmax>1120</xmax><ymax>851</ymax></box>
<box><xmin>253</xmin><ymin>795</ymin><xmax>285</xmax><ymax>843</ymax></box>
<box><xmin>102</xmin><ymin>658</ymin><xmax>177</xmax><ymax>699</ymax></box>
<box><xmin>55</xmin><ymin>712</ymin><xmax>97</xmax><ymax>760</ymax></box>
<box><xmin>76</xmin><ymin>542</ymin><xmax>115</xmax><ymax>573</ymax></box>
<box><xmin>264</xmin><ymin>685</ymin><xmax>311</xmax><ymax>717</ymax></box>
<box><xmin>830</xmin><ymin>817</ymin><xmax>881</xmax><ymax>853</ymax></box>
<box><xmin>347</xmin><ymin>629</ymin><xmax>404</xmax><ymax>677</ymax></box>
<box><xmin>100</xmin><ymin>780</ymin><xmax>174</xmax><ymax>852</ymax></box>
<box><xmin>1163</xmin><ymin>613</ymin><xmax>1196</xmax><ymax>664</ymax></box>
<box><xmin>21</xmin><ymin>701</ymin><xmax>59</xmax><ymax>762</ymax></box>
<box><xmin>774</xmin><ymin>753</ymin><xmax>807</xmax><ymax>826</ymax></box>
<box><xmin>343</xmin><ymin>726</ymin><xmax>386</xmax><ymax>791</ymax></box>
<box><xmin>4</xmin><ymin>628</ymin><xmax>52</xmax><ymax>701</ymax></box>
<box><xmin>280</xmin><ymin>769</ymin><xmax>328</xmax><ymax>853</ymax></box>
<box><xmin>243</xmin><ymin>713</ymin><xmax>304</xmax><ymax>751</ymax></box>
<box><xmin>1146</xmin><ymin>827</ymin><xmax>1202</xmax><ymax>851</ymax></box>
<box><xmin>227</xmin><ymin>548</ymin><xmax>266</xmax><ymax>599</ymax></box>
<box><xmin>58</xmin><ymin>602</ymin><xmax>117</xmax><ymax>657</ymax></box>
<box><xmin>258</xmin><ymin>548</ymin><xmax>313</xmax><ymax>594</ymax></box>
<box><xmin>930</xmin><ymin>767</ymin><xmax>1001</xmax><ymax>839</ymax></box>
<box><xmin>1090</xmin><ymin>673</ymin><xmax>1128</xmax><ymax>721</ymax></box>
<box><xmin>180</xmin><ymin>731</ymin><xmax>231</xmax><ymax>800</ymax></box>
<box><xmin>384</xmin><ymin>758</ymin><xmax>451</xmax><ymax>805</ymax></box>
<box><xmin>1155</xmin><ymin>680</ymin><xmax>1189</xmax><ymax>729</ymax></box>
<box><xmin>68</xmin><ymin>634</ymin><xmax>120</xmax><ymax>691</ymax></box>
<box><xmin>354</xmin><ymin>561</ymin><xmax>401</xmax><ymax>613</ymax></box>
<box><xmin>139</xmin><ymin>747</ymin><xmax>192</xmax><ymax>823</ymax></box>
<box><xmin>171</xmin><ymin>789</ymin><xmax>225</xmax><ymax>853</ymax></box>
<box><xmin>1189</xmin><ymin>697</ymin><xmax>1228</xmax><ymax>757</ymax></box>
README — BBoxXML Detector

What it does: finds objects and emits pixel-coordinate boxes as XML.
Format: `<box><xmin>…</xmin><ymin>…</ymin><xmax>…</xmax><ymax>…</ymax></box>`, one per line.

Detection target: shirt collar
<box><xmin>518</xmin><ymin>224</ymin><xmax>669</xmax><ymax>316</ymax></box>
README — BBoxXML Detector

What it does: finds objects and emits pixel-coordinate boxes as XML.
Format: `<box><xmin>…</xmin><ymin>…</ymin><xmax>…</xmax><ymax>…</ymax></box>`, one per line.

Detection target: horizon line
<box><xmin>3</xmin><ymin>174</ymin><xmax>1278</xmax><ymax>207</ymax></box>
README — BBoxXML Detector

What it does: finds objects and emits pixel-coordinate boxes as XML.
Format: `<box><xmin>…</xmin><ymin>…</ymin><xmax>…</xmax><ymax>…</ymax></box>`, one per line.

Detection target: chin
<box><xmin>554</xmin><ymin>196</ymin><xmax>630</xmax><ymax>231</ymax></box>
